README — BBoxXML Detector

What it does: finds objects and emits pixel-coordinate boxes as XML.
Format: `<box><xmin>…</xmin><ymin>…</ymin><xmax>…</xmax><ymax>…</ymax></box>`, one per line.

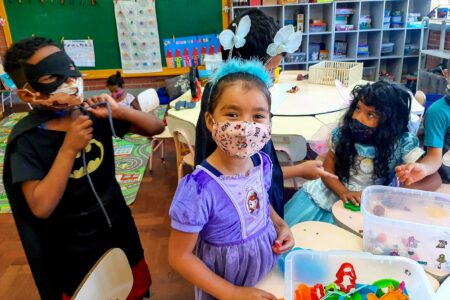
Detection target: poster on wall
<box><xmin>162</xmin><ymin>34</ymin><xmax>221</xmax><ymax>68</ymax></box>
<box><xmin>114</xmin><ymin>0</ymin><xmax>162</xmax><ymax>73</ymax></box>
<box><xmin>63</xmin><ymin>39</ymin><xmax>95</xmax><ymax>67</ymax></box>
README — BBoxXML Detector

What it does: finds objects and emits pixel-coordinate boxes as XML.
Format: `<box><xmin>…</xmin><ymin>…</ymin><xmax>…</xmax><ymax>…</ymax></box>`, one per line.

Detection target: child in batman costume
<box><xmin>3</xmin><ymin>37</ymin><xmax>165</xmax><ymax>299</ymax></box>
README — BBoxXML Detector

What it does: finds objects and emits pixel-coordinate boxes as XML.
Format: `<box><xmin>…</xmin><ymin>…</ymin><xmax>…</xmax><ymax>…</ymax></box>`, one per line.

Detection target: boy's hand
<box><xmin>227</xmin><ymin>286</ymin><xmax>277</xmax><ymax>300</ymax></box>
<box><xmin>299</xmin><ymin>160</ymin><xmax>338</xmax><ymax>180</ymax></box>
<box><xmin>339</xmin><ymin>191</ymin><xmax>362</xmax><ymax>206</ymax></box>
<box><xmin>395</xmin><ymin>163</ymin><xmax>427</xmax><ymax>186</ymax></box>
<box><xmin>62</xmin><ymin>115</ymin><xmax>93</xmax><ymax>156</ymax></box>
<box><xmin>84</xmin><ymin>93</ymin><xmax>124</xmax><ymax>119</ymax></box>
<box><xmin>272</xmin><ymin>222</ymin><xmax>295</xmax><ymax>255</ymax></box>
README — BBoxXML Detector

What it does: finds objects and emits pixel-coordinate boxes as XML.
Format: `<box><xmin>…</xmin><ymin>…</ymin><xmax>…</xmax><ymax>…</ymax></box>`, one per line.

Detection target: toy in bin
<box><xmin>362</xmin><ymin>186</ymin><xmax>450</xmax><ymax>274</ymax></box>
<box><xmin>285</xmin><ymin>250</ymin><xmax>435</xmax><ymax>300</ymax></box>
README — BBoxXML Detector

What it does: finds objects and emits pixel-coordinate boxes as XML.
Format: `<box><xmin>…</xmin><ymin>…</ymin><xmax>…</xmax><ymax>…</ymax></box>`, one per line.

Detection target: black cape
<box><xmin>3</xmin><ymin>110</ymin><xmax>63</xmax><ymax>300</ymax></box>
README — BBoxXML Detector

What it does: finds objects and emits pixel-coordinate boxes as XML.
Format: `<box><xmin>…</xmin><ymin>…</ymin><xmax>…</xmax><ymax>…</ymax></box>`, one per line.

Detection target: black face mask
<box><xmin>22</xmin><ymin>51</ymin><xmax>81</xmax><ymax>94</ymax></box>
<box><xmin>349</xmin><ymin>119</ymin><xmax>376</xmax><ymax>144</ymax></box>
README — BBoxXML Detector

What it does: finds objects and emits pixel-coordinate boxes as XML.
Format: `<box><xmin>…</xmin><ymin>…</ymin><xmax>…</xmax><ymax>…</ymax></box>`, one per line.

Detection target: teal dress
<box><xmin>284</xmin><ymin>128</ymin><xmax>424</xmax><ymax>226</ymax></box>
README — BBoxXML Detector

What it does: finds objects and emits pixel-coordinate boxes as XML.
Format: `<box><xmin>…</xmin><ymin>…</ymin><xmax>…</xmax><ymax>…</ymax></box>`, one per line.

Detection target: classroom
<box><xmin>0</xmin><ymin>0</ymin><xmax>450</xmax><ymax>299</ymax></box>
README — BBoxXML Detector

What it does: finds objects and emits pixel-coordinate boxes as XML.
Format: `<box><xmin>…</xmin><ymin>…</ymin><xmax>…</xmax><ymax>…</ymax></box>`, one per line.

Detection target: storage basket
<box><xmin>308</xmin><ymin>61</ymin><xmax>363</xmax><ymax>87</ymax></box>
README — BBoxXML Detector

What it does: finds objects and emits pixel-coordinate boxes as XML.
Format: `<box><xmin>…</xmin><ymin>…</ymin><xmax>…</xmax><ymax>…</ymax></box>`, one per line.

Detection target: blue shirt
<box><xmin>424</xmin><ymin>97</ymin><xmax>450</xmax><ymax>149</ymax></box>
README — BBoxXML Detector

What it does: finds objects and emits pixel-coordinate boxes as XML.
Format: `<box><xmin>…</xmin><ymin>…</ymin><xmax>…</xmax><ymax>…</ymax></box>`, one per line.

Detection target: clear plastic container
<box><xmin>362</xmin><ymin>185</ymin><xmax>450</xmax><ymax>274</ymax></box>
<box><xmin>309</xmin><ymin>24</ymin><xmax>327</xmax><ymax>32</ymax></box>
<box><xmin>285</xmin><ymin>249</ymin><xmax>435</xmax><ymax>300</ymax></box>
<box><xmin>381</xmin><ymin>42</ymin><xmax>394</xmax><ymax>55</ymax></box>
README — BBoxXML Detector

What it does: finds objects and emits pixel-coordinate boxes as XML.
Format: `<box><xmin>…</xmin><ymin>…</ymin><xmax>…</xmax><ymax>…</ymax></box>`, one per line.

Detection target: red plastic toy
<box><xmin>334</xmin><ymin>262</ymin><xmax>357</xmax><ymax>293</ymax></box>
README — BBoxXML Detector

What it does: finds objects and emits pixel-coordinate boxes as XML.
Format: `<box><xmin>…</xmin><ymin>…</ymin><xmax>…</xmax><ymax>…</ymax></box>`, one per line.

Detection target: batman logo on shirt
<box><xmin>70</xmin><ymin>139</ymin><xmax>104</xmax><ymax>179</ymax></box>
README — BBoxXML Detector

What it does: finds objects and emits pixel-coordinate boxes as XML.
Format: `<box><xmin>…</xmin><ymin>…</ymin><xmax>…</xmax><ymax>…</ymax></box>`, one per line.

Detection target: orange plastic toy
<box><xmin>367</xmin><ymin>287</ymin><xmax>409</xmax><ymax>300</ymax></box>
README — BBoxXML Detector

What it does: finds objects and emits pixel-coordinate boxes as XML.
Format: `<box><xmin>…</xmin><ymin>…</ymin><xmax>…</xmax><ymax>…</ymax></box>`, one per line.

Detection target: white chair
<box><xmin>272</xmin><ymin>134</ymin><xmax>307</xmax><ymax>189</ymax></box>
<box><xmin>166</xmin><ymin>115</ymin><xmax>196</xmax><ymax>181</ymax></box>
<box><xmin>72</xmin><ymin>248</ymin><xmax>133</xmax><ymax>300</ymax></box>
<box><xmin>1</xmin><ymin>90</ymin><xmax>13</xmax><ymax>112</ymax></box>
<box><xmin>137</xmin><ymin>88</ymin><xmax>172</xmax><ymax>172</ymax></box>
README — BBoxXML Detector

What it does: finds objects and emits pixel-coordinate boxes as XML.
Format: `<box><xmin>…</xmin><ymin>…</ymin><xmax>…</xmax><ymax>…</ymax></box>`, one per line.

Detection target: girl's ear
<box><xmin>205</xmin><ymin>111</ymin><xmax>214</xmax><ymax>132</ymax></box>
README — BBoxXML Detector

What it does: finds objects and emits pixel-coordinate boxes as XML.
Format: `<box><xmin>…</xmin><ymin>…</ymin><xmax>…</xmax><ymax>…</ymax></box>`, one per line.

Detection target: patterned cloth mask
<box><xmin>212</xmin><ymin>120</ymin><xmax>271</xmax><ymax>159</ymax></box>
<box><xmin>112</xmin><ymin>88</ymin><xmax>125</xmax><ymax>100</ymax></box>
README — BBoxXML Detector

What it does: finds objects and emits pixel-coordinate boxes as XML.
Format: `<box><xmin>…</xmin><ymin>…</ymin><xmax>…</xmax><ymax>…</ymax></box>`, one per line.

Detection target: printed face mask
<box><xmin>349</xmin><ymin>118</ymin><xmax>376</xmax><ymax>144</ymax></box>
<box><xmin>22</xmin><ymin>50</ymin><xmax>81</xmax><ymax>94</ymax></box>
<box><xmin>211</xmin><ymin>120</ymin><xmax>271</xmax><ymax>159</ymax></box>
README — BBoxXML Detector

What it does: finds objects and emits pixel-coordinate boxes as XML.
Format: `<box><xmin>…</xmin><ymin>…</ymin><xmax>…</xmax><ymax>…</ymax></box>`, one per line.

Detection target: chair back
<box><xmin>137</xmin><ymin>88</ymin><xmax>160</xmax><ymax>113</ymax></box>
<box><xmin>72</xmin><ymin>248</ymin><xmax>133</xmax><ymax>300</ymax></box>
<box><xmin>272</xmin><ymin>134</ymin><xmax>307</xmax><ymax>163</ymax></box>
<box><xmin>166</xmin><ymin>115</ymin><xmax>196</xmax><ymax>166</ymax></box>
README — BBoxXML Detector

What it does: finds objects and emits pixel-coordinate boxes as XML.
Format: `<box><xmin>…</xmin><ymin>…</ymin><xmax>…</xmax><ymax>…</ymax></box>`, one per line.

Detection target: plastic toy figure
<box><xmin>334</xmin><ymin>263</ymin><xmax>357</xmax><ymax>293</ymax></box>
<box><xmin>436</xmin><ymin>254</ymin><xmax>447</xmax><ymax>269</ymax></box>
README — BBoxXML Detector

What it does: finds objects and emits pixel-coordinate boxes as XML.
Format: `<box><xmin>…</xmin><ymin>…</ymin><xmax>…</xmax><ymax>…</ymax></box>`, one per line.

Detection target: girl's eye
<box><xmin>38</xmin><ymin>75</ymin><xmax>57</xmax><ymax>84</ymax></box>
<box><xmin>368</xmin><ymin>113</ymin><xmax>377</xmax><ymax>118</ymax></box>
<box><xmin>254</xmin><ymin>114</ymin><xmax>266</xmax><ymax>119</ymax></box>
<box><xmin>226</xmin><ymin>113</ymin><xmax>238</xmax><ymax>118</ymax></box>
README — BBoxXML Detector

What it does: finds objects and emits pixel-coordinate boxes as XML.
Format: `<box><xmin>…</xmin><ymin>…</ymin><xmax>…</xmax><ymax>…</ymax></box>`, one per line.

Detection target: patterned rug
<box><xmin>0</xmin><ymin>112</ymin><xmax>152</xmax><ymax>213</ymax></box>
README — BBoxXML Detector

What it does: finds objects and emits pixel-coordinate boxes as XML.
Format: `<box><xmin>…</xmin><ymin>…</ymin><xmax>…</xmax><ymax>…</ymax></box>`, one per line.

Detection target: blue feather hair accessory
<box><xmin>209</xmin><ymin>59</ymin><xmax>272</xmax><ymax>87</ymax></box>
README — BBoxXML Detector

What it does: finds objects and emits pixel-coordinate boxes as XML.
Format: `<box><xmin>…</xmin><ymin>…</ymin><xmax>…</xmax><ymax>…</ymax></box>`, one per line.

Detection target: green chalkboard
<box><xmin>4</xmin><ymin>0</ymin><xmax>223</xmax><ymax>70</ymax></box>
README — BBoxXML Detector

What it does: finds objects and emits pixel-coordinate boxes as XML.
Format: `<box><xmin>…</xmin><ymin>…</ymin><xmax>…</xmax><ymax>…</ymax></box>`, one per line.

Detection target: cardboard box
<box><xmin>262</xmin><ymin>0</ymin><xmax>277</xmax><ymax>5</ymax></box>
<box><xmin>296</xmin><ymin>13</ymin><xmax>304</xmax><ymax>32</ymax></box>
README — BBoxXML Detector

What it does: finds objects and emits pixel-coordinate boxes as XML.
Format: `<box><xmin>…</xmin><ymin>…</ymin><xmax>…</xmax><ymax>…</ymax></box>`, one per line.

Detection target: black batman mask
<box><xmin>22</xmin><ymin>51</ymin><xmax>81</xmax><ymax>94</ymax></box>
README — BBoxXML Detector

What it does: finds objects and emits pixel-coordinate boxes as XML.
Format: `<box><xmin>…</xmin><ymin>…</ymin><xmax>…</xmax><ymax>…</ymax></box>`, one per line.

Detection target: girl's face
<box><xmin>352</xmin><ymin>101</ymin><xmax>379</xmax><ymax>128</ymax></box>
<box><xmin>107</xmin><ymin>84</ymin><xmax>120</xmax><ymax>94</ymax></box>
<box><xmin>206</xmin><ymin>82</ymin><xmax>270</xmax><ymax>129</ymax></box>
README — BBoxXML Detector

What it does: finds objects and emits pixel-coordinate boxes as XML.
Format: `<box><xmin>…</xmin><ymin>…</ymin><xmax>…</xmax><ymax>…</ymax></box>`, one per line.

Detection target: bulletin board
<box><xmin>1</xmin><ymin>0</ymin><xmax>224</xmax><ymax>76</ymax></box>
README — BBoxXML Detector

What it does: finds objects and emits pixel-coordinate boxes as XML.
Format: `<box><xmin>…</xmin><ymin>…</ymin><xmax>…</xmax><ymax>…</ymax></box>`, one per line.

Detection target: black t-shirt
<box><xmin>10</xmin><ymin>113</ymin><xmax>130</xmax><ymax>218</ymax></box>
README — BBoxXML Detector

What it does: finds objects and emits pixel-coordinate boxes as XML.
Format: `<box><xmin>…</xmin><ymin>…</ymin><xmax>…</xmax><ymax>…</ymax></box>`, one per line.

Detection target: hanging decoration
<box><xmin>114</xmin><ymin>0</ymin><xmax>162</xmax><ymax>73</ymax></box>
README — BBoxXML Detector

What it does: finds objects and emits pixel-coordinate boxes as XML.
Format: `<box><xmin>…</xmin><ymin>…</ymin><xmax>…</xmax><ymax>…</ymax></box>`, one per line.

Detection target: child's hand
<box><xmin>395</xmin><ymin>163</ymin><xmax>427</xmax><ymax>186</ymax></box>
<box><xmin>228</xmin><ymin>286</ymin><xmax>277</xmax><ymax>300</ymax></box>
<box><xmin>83</xmin><ymin>93</ymin><xmax>123</xmax><ymax>119</ymax></box>
<box><xmin>299</xmin><ymin>160</ymin><xmax>338</xmax><ymax>180</ymax></box>
<box><xmin>62</xmin><ymin>115</ymin><xmax>93</xmax><ymax>156</ymax></box>
<box><xmin>339</xmin><ymin>191</ymin><xmax>362</xmax><ymax>206</ymax></box>
<box><xmin>272</xmin><ymin>222</ymin><xmax>295</xmax><ymax>255</ymax></box>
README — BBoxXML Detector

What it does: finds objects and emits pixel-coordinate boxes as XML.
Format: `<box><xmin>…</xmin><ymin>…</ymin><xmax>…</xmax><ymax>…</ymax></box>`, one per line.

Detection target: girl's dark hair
<box><xmin>106</xmin><ymin>71</ymin><xmax>125</xmax><ymax>88</ymax></box>
<box><xmin>334</xmin><ymin>81</ymin><xmax>411</xmax><ymax>184</ymax></box>
<box><xmin>4</xmin><ymin>37</ymin><xmax>57</xmax><ymax>87</ymax></box>
<box><xmin>222</xmin><ymin>9</ymin><xmax>280</xmax><ymax>63</ymax></box>
<box><xmin>208</xmin><ymin>72</ymin><xmax>271</xmax><ymax>114</ymax></box>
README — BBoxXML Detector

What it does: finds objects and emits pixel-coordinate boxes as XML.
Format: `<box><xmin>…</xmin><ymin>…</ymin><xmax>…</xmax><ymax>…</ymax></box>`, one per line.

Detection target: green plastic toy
<box><xmin>344</xmin><ymin>202</ymin><xmax>361</xmax><ymax>212</ymax></box>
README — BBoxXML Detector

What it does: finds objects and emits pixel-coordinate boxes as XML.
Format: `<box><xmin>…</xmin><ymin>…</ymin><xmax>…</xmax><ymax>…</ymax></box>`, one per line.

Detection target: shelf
<box><xmin>309</xmin><ymin>31</ymin><xmax>332</xmax><ymax>35</ymax></box>
<box><xmin>357</xmin><ymin>56</ymin><xmax>380</xmax><ymax>60</ymax></box>
<box><xmin>359</xmin><ymin>29</ymin><xmax>382</xmax><ymax>32</ymax></box>
<box><xmin>335</xmin><ymin>30</ymin><xmax>358</xmax><ymax>33</ymax></box>
<box><xmin>283</xmin><ymin>61</ymin><xmax>308</xmax><ymax>65</ymax></box>
<box><xmin>421</xmin><ymin>49</ymin><xmax>450</xmax><ymax>59</ymax></box>
<box><xmin>380</xmin><ymin>55</ymin><xmax>402</xmax><ymax>59</ymax></box>
<box><xmin>383</xmin><ymin>28</ymin><xmax>406</xmax><ymax>31</ymax></box>
<box><xmin>233</xmin><ymin>5</ymin><xmax>281</xmax><ymax>9</ymax></box>
<box><xmin>403</xmin><ymin>55</ymin><xmax>419</xmax><ymax>58</ymax></box>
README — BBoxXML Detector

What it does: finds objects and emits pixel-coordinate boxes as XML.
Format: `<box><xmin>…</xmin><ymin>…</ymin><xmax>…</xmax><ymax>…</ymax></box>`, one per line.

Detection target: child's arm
<box><xmin>281</xmin><ymin>160</ymin><xmax>338</xmax><ymax>180</ymax></box>
<box><xmin>321</xmin><ymin>151</ymin><xmax>361</xmax><ymax>205</ymax></box>
<box><xmin>168</xmin><ymin>229</ymin><xmax>277</xmax><ymax>300</ymax></box>
<box><xmin>269</xmin><ymin>206</ymin><xmax>295</xmax><ymax>254</ymax></box>
<box><xmin>21</xmin><ymin>115</ymin><xmax>93</xmax><ymax>218</ymax></box>
<box><xmin>84</xmin><ymin>94</ymin><xmax>165</xmax><ymax>137</ymax></box>
<box><xmin>395</xmin><ymin>147</ymin><xmax>442</xmax><ymax>185</ymax></box>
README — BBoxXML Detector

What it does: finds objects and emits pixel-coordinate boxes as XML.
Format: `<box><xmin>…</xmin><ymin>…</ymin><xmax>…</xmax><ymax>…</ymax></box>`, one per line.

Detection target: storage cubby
<box><xmin>360</xmin><ymin>1</ymin><xmax>384</xmax><ymax>30</ymax></box>
<box><xmin>358</xmin><ymin>31</ymin><xmax>382</xmax><ymax>59</ymax></box>
<box><xmin>380</xmin><ymin>57</ymin><xmax>403</xmax><ymax>82</ymax></box>
<box><xmin>230</xmin><ymin>0</ymin><xmax>431</xmax><ymax>83</ymax></box>
<box><xmin>358</xmin><ymin>59</ymin><xmax>380</xmax><ymax>81</ymax></box>
<box><xmin>334</xmin><ymin>32</ymin><xmax>358</xmax><ymax>59</ymax></box>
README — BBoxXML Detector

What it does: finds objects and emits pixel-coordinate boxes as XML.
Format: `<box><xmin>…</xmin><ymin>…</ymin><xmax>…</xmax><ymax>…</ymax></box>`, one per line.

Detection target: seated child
<box><xmin>3</xmin><ymin>37</ymin><xmax>165</xmax><ymax>299</ymax></box>
<box><xmin>106</xmin><ymin>71</ymin><xmax>140</xmax><ymax>110</ymax></box>
<box><xmin>284</xmin><ymin>81</ymin><xmax>425</xmax><ymax>226</ymax></box>
<box><xmin>169</xmin><ymin>59</ymin><xmax>294</xmax><ymax>300</ymax></box>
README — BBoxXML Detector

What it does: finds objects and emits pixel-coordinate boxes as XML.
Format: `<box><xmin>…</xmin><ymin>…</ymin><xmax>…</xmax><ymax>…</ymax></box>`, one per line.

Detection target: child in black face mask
<box><xmin>3</xmin><ymin>37</ymin><xmax>165</xmax><ymax>299</ymax></box>
<box><xmin>284</xmin><ymin>81</ymin><xmax>425</xmax><ymax>226</ymax></box>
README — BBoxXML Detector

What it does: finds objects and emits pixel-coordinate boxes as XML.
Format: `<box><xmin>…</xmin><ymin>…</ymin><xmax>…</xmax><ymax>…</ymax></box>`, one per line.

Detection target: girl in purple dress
<box><xmin>168</xmin><ymin>59</ymin><xmax>294</xmax><ymax>300</ymax></box>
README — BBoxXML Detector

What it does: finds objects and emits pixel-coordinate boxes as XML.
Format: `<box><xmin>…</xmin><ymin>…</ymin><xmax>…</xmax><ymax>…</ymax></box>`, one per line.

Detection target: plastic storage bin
<box><xmin>362</xmin><ymin>185</ymin><xmax>450</xmax><ymax>274</ymax></box>
<box><xmin>285</xmin><ymin>52</ymin><xmax>306</xmax><ymax>63</ymax></box>
<box><xmin>404</xmin><ymin>44</ymin><xmax>419</xmax><ymax>55</ymax></box>
<box><xmin>285</xmin><ymin>250</ymin><xmax>435</xmax><ymax>300</ymax></box>
<box><xmin>363</xmin><ymin>66</ymin><xmax>377</xmax><ymax>81</ymax></box>
<box><xmin>381</xmin><ymin>42</ymin><xmax>394</xmax><ymax>55</ymax></box>
<box><xmin>309</xmin><ymin>23</ymin><xmax>327</xmax><ymax>33</ymax></box>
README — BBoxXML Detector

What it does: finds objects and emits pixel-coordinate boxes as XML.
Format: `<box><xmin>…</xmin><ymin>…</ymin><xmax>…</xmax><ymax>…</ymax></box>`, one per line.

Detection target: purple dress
<box><xmin>169</xmin><ymin>152</ymin><xmax>278</xmax><ymax>300</ymax></box>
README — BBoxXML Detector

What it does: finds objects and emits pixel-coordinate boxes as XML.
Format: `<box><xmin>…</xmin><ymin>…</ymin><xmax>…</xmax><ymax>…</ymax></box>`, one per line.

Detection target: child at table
<box><xmin>106</xmin><ymin>71</ymin><xmax>140</xmax><ymax>110</ymax></box>
<box><xmin>169</xmin><ymin>59</ymin><xmax>294</xmax><ymax>300</ymax></box>
<box><xmin>285</xmin><ymin>81</ymin><xmax>425</xmax><ymax>225</ymax></box>
<box><xmin>195</xmin><ymin>9</ymin><xmax>335</xmax><ymax>218</ymax></box>
<box><xmin>3</xmin><ymin>37</ymin><xmax>165</xmax><ymax>299</ymax></box>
